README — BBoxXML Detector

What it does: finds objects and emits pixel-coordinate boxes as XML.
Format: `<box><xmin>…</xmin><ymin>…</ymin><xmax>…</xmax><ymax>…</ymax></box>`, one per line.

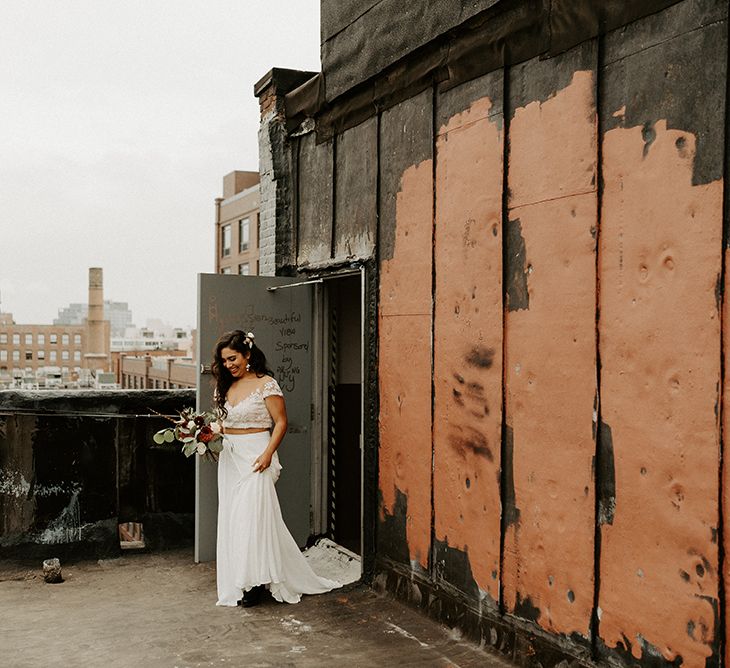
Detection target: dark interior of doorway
<box><xmin>326</xmin><ymin>275</ymin><xmax>362</xmax><ymax>555</ymax></box>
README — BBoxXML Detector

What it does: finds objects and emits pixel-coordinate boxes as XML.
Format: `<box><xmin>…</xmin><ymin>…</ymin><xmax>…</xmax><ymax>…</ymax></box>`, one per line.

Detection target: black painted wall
<box><xmin>0</xmin><ymin>390</ymin><xmax>196</xmax><ymax>560</ymax></box>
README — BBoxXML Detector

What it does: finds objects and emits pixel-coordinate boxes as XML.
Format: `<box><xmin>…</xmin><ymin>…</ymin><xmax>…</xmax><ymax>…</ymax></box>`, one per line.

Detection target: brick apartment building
<box><xmin>215</xmin><ymin>170</ymin><xmax>260</xmax><ymax>275</ymax></box>
<box><xmin>0</xmin><ymin>316</ymin><xmax>87</xmax><ymax>372</ymax></box>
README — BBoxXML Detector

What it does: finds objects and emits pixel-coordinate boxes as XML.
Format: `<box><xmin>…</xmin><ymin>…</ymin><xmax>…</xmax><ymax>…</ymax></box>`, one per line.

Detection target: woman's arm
<box><xmin>252</xmin><ymin>395</ymin><xmax>288</xmax><ymax>472</ymax></box>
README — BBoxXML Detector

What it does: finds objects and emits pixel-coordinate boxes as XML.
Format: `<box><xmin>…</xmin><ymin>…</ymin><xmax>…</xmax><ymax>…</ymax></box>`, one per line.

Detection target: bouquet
<box><xmin>152</xmin><ymin>407</ymin><xmax>223</xmax><ymax>457</ymax></box>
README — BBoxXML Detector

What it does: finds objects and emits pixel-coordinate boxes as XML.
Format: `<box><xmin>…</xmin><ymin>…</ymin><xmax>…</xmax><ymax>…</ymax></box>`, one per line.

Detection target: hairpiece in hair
<box><xmin>243</xmin><ymin>331</ymin><xmax>255</xmax><ymax>349</ymax></box>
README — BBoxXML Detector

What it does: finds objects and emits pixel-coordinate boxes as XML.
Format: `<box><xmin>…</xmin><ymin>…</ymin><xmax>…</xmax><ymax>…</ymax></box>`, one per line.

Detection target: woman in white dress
<box><xmin>211</xmin><ymin>329</ymin><xmax>340</xmax><ymax>607</ymax></box>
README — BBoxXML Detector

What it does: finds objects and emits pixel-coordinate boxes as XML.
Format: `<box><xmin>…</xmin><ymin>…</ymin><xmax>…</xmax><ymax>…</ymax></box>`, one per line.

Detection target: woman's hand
<box><xmin>253</xmin><ymin>451</ymin><xmax>272</xmax><ymax>472</ymax></box>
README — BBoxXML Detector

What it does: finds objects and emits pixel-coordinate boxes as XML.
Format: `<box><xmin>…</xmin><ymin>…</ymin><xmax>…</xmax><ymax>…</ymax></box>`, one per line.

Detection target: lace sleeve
<box><xmin>262</xmin><ymin>378</ymin><xmax>283</xmax><ymax>399</ymax></box>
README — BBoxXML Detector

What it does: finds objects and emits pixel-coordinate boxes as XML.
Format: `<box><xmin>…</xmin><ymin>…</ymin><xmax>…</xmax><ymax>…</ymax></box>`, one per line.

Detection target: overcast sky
<box><xmin>0</xmin><ymin>1</ymin><xmax>320</xmax><ymax>330</ymax></box>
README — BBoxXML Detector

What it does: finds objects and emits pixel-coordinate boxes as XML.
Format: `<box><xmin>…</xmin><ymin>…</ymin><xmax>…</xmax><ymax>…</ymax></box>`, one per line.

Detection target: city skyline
<box><xmin>0</xmin><ymin>1</ymin><xmax>320</xmax><ymax>328</ymax></box>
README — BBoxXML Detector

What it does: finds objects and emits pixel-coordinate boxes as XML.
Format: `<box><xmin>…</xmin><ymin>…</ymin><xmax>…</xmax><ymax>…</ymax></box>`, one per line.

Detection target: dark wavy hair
<box><xmin>212</xmin><ymin>330</ymin><xmax>274</xmax><ymax>418</ymax></box>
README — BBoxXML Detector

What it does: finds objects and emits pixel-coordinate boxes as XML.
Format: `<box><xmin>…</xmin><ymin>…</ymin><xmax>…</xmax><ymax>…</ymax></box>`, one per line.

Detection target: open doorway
<box><xmin>323</xmin><ymin>273</ymin><xmax>363</xmax><ymax>556</ymax></box>
<box><xmin>309</xmin><ymin>271</ymin><xmax>363</xmax><ymax>566</ymax></box>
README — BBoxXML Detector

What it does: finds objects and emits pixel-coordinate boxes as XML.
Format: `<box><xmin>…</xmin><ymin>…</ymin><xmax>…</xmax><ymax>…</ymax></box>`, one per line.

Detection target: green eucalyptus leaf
<box><xmin>163</xmin><ymin>430</ymin><xmax>175</xmax><ymax>443</ymax></box>
<box><xmin>208</xmin><ymin>441</ymin><xmax>223</xmax><ymax>453</ymax></box>
<box><xmin>152</xmin><ymin>431</ymin><xmax>166</xmax><ymax>444</ymax></box>
<box><xmin>183</xmin><ymin>443</ymin><xmax>197</xmax><ymax>457</ymax></box>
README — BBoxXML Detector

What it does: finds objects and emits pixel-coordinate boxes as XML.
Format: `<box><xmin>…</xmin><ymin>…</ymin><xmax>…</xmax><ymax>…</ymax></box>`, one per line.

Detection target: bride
<box><xmin>212</xmin><ymin>329</ymin><xmax>340</xmax><ymax>607</ymax></box>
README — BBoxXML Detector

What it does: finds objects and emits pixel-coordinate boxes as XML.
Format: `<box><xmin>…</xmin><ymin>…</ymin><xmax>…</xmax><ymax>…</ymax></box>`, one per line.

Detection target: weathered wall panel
<box><xmin>334</xmin><ymin>117</ymin><xmax>377</xmax><ymax>261</ymax></box>
<box><xmin>321</xmin><ymin>0</ymin><xmax>501</xmax><ymax>101</ymax></box>
<box><xmin>433</xmin><ymin>71</ymin><xmax>504</xmax><ymax>603</ymax></box>
<box><xmin>297</xmin><ymin>132</ymin><xmax>333</xmax><ymax>266</ymax></box>
<box><xmin>503</xmin><ymin>42</ymin><xmax>598</xmax><ymax>640</ymax></box>
<box><xmin>378</xmin><ymin>90</ymin><xmax>433</xmax><ymax>569</ymax></box>
<box><xmin>598</xmin><ymin>4</ymin><xmax>726</xmax><ymax>663</ymax></box>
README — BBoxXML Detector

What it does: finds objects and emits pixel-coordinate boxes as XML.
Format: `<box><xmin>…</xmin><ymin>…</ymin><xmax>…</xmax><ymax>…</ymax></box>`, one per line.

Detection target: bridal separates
<box><xmin>216</xmin><ymin>431</ymin><xmax>341</xmax><ymax>606</ymax></box>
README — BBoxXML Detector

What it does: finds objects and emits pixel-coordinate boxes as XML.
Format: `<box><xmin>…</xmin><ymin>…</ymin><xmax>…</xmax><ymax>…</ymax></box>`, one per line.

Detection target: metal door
<box><xmin>195</xmin><ymin>273</ymin><xmax>313</xmax><ymax>562</ymax></box>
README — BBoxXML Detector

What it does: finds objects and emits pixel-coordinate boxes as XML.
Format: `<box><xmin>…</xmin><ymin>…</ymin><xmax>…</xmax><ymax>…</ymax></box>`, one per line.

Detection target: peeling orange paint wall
<box><xmin>595</xmin><ymin>3</ymin><xmax>727</xmax><ymax>663</ymax></box>
<box><xmin>378</xmin><ymin>91</ymin><xmax>433</xmax><ymax>569</ymax></box>
<box><xmin>433</xmin><ymin>74</ymin><xmax>504</xmax><ymax>602</ymax></box>
<box><xmin>292</xmin><ymin>0</ymin><xmax>730</xmax><ymax>662</ymax></box>
<box><xmin>598</xmin><ymin>126</ymin><xmax>722</xmax><ymax>665</ymax></box>
<box><xmin>724</xmin><ymin>242</ymin><xmax>730</xmax><ymax>668</ymax></box>
<box><xmin>502</xmin><ymin>48</ymin><xmax>598</xmax><ymax>639</ymax></box>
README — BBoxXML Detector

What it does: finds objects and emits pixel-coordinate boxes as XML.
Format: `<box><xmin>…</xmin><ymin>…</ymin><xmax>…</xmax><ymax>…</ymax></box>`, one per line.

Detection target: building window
<box><xmin>221</xmin><ymin>224</ymin><xmax>231</xmax><ymax>257</ymax></box>
<box><xmin>50</xmin><ymin>350</ymin><xmax>57</xmax><ymax>362</ymax></box>
<box><xmin>74</xmin><ymin>334</ymin><xmax>81</xmax><ymax>345</ymax></box>
<box><xmin>62</xmin><ymin>350</ymin><xmax>69</xmax><ymax>361</ymax></box>
<box><xmin>239</xmin><ymin>217</ymin><xmax>250</xmax><ymax>252</ymax></box>
<box><xmin>38</xmin><ymin>334</ymin><xmax>45</xmax><ymax>345</ymax></box>
<box><xmin>0</xmin><ymin>334</ymin><xmax>6</xmax><ymax>344</ymax></box>
<box><xmin>0</xmin><ymin>350</ymin><xmax>6</xmax><ymax>361</ymax></box>
<box><xmin>38</xmin><ymin>351</ymin><xmax>45</xmax><ymax>360</ymax></box>
<box><xmin>25</xmin><ymin>334</ymin><xmax>32</xmax><ymax>345</ymax></box>
<box><xmin>62</xmin><ymin>334</ymin><xmax>69</xmax><ymax>345</ymax></box>
<box><xmin>238</xmin><ymin>263</ymin><xmax>250</xmax><ymax>276</ymax></box>
<box><xmin>13</xmin><ymin>334</ymin><xmax>20</xmax><ymax>345</ymax></box>
<box><xmin>50</xmin><ymin>334</ymin><xmax>57</xmax><ymax>344</ymax></box>
<box><xmin>221</xmin><ymin>266</ymin><xmax>232</xmax><ymax>275</ymax></box>
<box><xmin>25</xmin><ymin>351</ymin><xmax>32</xmax><ymax>361</ymax></box>
<box><xmin>12</xmin><ymin>350</ymin><xmax>19</xmax><ymax>361</ymax></box>
<box><xmin>74</xmin><ymin>350</ymin><xmax>81</xmax><ymax>361</ymax></box>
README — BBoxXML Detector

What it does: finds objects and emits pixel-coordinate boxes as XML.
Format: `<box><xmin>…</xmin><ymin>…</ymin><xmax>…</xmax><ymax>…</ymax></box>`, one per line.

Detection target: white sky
<box><xmin>0</xmin><ymin>1</ymin><xmax>320</xmax><ymax>329</ymax></box>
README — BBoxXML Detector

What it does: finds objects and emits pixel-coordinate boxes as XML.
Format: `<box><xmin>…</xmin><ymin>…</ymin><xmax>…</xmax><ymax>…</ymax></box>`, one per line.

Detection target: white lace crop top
<box><xmin>221</xmin><ymin>378</ymin><xmax>284</xmax><ymax>430</ymax></box>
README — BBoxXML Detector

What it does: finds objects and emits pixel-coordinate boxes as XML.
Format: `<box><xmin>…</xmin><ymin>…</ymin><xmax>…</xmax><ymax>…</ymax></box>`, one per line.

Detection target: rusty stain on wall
<box><xmin>503</xmin><ymin>68</ymin><xmax>598</xmax><ymax>639</ymax></box>
<box><xmin>598</xmin><ymin>119</ymin><xmax>722</xmax><ymax>665</ymax></box>
<box><xmin>433</xmin><ymin>94</ymin><xmax>503</xmax><ymax>601</ymax></box>
<box><xmin>379</xmin><ymin>160</ymin><xmax>433</xmax><ymax>569</ymax></box>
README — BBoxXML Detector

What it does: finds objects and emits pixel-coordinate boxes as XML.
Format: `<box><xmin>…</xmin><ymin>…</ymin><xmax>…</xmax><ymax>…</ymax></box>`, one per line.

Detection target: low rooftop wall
<box><xmin>0</xmin><ymin>389</ymin><xmax>197</xmax><ymax>561</ymax></box>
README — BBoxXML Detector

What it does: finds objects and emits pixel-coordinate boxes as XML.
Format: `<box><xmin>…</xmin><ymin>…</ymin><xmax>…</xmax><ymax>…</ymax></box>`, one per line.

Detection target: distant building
<box><xmin>55</xmin><ymin>301</ymin><xmax>134</xmax><ymax>337</ymax></box>
<box><xmin>112</xmin><ymin>323</ymin><xmax>195</xmax><ymax>389</ymax></box>
<box><xmin>215</xmin><ymin>171</ymin><xmax>260</xmax><ymax>276</ymax></box>
<box><xmin>111</xmin><ymin>324</ymin><xmax>193</xmax><ymax>354</ymax></box>
<box><xmin>0</xmin><ymin>268</ymin><xmax>111</xmax><ymax>388</ymax></box>
<box><xmin>119</xmin><ymin>354</ymin><xmax>196</xmax><ymax>389</ymax></box>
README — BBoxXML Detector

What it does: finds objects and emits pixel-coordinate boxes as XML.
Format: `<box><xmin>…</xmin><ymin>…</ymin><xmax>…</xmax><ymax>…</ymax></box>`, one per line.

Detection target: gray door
<box><xmin>195</xmin><ymin>273</ymin><xmax>313</xmax><ymax>562</ymax></box>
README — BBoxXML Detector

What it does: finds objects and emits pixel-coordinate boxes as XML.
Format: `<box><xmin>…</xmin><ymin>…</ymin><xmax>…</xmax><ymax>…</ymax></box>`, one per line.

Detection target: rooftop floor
<box><xmin>1</xmin><ymin>548</ymin><xmax>514</xmax><ymax>668</ymax></box>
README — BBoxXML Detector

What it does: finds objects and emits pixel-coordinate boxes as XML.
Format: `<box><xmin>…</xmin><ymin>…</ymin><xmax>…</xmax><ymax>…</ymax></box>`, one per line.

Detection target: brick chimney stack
<box><xmin>84</xmin><ymin>267</ymin><xmax>110</xmax><ymax>371</ymax></box>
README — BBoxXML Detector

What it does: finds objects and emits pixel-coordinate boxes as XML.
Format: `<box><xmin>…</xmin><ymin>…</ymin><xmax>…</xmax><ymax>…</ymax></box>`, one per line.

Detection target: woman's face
<box><xmin>220</xmin><ymin>346</ymin><xmax>249</xmax><ymax>379</ymax></box>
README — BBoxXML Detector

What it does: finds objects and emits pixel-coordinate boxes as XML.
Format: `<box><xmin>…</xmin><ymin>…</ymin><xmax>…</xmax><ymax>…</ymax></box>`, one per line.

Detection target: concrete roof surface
<box><xmin>0</xmin><ymin>548</ymin><xmax>515</xmax><ymax>667</ymax></box>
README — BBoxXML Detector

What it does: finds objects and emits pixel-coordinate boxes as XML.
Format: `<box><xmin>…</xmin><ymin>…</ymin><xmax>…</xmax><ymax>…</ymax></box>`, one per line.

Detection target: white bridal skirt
<box><xmin>215</xmin><ymin>431</ymin><xmax>341</xmax><ymax>606</ymax></box>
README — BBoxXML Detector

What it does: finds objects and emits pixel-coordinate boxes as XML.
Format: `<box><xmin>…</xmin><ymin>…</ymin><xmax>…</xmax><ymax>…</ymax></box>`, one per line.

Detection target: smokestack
<box><xmin>87</xmin><ymin>268</ymin><xmax>104</xmax><ymax>354</ymax></box>
<box><xmin>84</xmin><ymin>267</ymin><xmax>110</xmax><ymax>371</ymax></box>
